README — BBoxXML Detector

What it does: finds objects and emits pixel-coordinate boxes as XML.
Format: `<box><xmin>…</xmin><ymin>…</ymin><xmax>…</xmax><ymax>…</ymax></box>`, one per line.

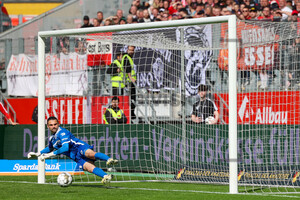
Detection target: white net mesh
<box><xmin>40</xmin><ymin>19</ymin><xmax>300</xmax><ymax>193</ymax></box>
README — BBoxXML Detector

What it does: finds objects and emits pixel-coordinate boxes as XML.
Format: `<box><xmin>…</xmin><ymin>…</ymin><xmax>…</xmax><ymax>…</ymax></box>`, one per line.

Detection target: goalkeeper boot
<box><xmin>106</xmin><ymin>158</ymin><xmax>119</xmax><ymax>166</ymax></box>
<box><xmin>101</xmin><ymin>174</ymin><xmax>113</xmax><ymax>184</ymax></box>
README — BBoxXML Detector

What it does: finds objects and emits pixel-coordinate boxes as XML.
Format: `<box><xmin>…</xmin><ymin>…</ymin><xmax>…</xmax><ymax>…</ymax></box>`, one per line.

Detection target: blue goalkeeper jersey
<box><xmin>47</xmin><ymin>127</ymin><xmax>90</xmax><ymax>160</ymax></box>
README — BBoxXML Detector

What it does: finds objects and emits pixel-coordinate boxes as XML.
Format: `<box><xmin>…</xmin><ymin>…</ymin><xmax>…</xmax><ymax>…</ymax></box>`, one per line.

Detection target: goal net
<box><xmin>37</xmin><ymin>17</ymin><xmax>300</xmax><ymax>193</ymax></box>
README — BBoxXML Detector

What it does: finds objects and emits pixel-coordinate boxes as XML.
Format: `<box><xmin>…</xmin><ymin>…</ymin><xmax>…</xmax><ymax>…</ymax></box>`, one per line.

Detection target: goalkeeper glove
<box><xmin>40</xmin><ymin>152</ymin><xmax>55</xmax><ymax>161</ymax></box>
<box><xmin>27</xmin><ymin>152</ymin><xmax>41</xmax><ymax>159</ymax></box>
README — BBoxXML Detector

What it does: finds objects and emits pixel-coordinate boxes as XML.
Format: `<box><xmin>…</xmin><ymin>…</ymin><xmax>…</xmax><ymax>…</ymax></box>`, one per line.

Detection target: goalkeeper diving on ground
<box><xmin>27</xmin><ymin>116</ymin><xmax>118</xmax><ymax>184</ymax></box>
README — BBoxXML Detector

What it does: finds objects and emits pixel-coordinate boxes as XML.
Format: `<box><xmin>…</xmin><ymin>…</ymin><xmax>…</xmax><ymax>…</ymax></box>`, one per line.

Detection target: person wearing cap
<box><xmin>249</xmin><ymin>6</ymin><xmax>258</xmax><ymax>19</ymax></box>
<box><xmin>191</xmin><ymin>84</ymin><xmax>219</xmax><ymax>124</ymax></box>
<box><xmin>81</xmin><ymin>15</ymin><xmax>93</xmax><ymax>28</ymax></box>
<box><xmin>291</xmin><ymin>9</ymin><xmax>299</xmax><ymax>20</ymax></box>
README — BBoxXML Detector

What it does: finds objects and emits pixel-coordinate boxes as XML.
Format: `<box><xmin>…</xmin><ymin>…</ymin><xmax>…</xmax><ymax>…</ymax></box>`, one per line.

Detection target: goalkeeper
<box><xmin>27</xmin><ymin>116</ymin><xmax>118</xmax><ymax>184</ymax></box>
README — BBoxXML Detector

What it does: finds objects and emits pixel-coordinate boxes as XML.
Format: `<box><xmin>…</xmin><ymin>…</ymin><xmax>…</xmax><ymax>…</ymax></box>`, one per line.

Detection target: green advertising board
<box><xmin>1</xmin><ymin>124</ymin><xmax>299</xmax><ymax>169</ymax></box>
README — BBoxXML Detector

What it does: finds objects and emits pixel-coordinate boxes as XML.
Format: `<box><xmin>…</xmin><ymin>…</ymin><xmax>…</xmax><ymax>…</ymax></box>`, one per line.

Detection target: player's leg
<box><xmin>83</xmin><ymin>161</ymin><xmax>113</xmax><ymax>184</ymax></box>
<box><xmin>85</xmin><ymin>149</ymin><xmax>118</xmax><ymax>166</ymax></box>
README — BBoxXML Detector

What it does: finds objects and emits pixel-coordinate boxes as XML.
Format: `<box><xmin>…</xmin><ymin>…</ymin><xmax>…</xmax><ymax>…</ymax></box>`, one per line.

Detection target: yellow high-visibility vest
<box><xmin>103</xmin><ymin>108</ymin><xmax>124</xmax><ymax>124</ymax></box>
<box><xmin>110</xmin><ymin>59</ymin><xmax>125</xmax><ymax>88</ymax></box>
<box><xmin>121</xmin><ymin>54</ymin><xmax>136</xmax><ymax>82</ymax></box>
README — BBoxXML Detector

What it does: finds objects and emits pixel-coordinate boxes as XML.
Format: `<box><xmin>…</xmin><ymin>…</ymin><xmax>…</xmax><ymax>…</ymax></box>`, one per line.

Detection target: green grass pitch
<box><xmin>1</xmin><ymin>176</ymin><xmax>300</xmax><ymax>200</ymax></box>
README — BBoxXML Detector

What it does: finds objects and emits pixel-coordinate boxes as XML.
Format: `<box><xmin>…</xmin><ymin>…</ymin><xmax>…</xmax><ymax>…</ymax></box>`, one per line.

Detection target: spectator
<box><xmin>194</xmin><ymin>10</ymin><xmax>205</xmax><ymax>18</ymax></box>
<box><xmin>129</xmin><ymin>5</ymin><xmax>138</xmax><ymax>18</ymax></box>
<box><xmin>103</xmin><ymin>96</ymin><xmax>128</xmax><ymax>124</ymax></box>
<box><xmin>178</xmin><ymin>8</ymin><xmax>189</xmax><ymax>19</ymax></box>
<box><xmin>152</xmin><ymin>0</ymin><xmax>161</xmax><ymax>9</ymax></box>
<box><xmin>163</xmin><ymin>0</ymin><xmax>170</xmax><ymax>11</ymax></box>
<box><xmin>190</xmin><ymin>2</ymin><xmax>198</xmax><ymax>15</ymax></box>
<box><xmin>116</xmin><ymin>9</ymin><xmax>124</xmax><ymax>20</ymax></box>
<box><xmin>104</xmin><ymin>18</ymin><xmax>112</xmax><ymax>26</ymax></box>
<box><xmin>120</xmin><ymin>18</ymin><xmax>127</xmax><ymax>24</ymax></box>
<box><xmin>59</xmin><ymin>37</ymin><xmax>69</xmax><ymax>54</ymax></box>
<box><xmin>257</xmin><ymin>6</ymin><xmax>273</xmax><ymax>21</ymax></box>
<box><xmin>295</xmin><ymin>2</ymin><xmax>300</xmax><ymax>16</ymax></box>
<box><xmin>237</xmin><ymin>6</ymin><xmax>251</xmax><ymax>20</ymax></box>
<box><xmin>97</xmin><ymin>11</ymin><xmax>104</xmax><ymax>24</ymax></box>
<box><xmin>75</xmin><ymin>39</ymin><xmax>86</xmax><ymax>55</ymax></box>
<box><xmin>205</xmin><ymin>5</ymin><xmax>213</xmax><ymax>16</ymax></box>
<box><xmin>132</xmin><ymin>0</ymin><xmax>142</xmax><ymax>9</ymax></box>
<box><xmin>127</xmin><ymin>14</ymin><xmax>134</xmax><ymax>24</ymax></box>
<box><xmin>81</xmin><ymin>15</ymin><xmax>93</xmax><ymax>28</ymax></box>
<box><xmin>191</xmin><ymin>84</ymin><xmax>219</xmax><ymax>124</ymax></box>
<box><xmin>279</xmin><ymin>0</ymin><xmax>292</xmax><ymax>21</ymax></box>
<box><xmin>259</xmin><ymin>0</ymin><xmax>270</xmax><ymax>9</ymax></box>
<box><xmin>212</xmin><ymin>5</ymin><xmax>222</xmax><ymax>16</ymax></box>
<box><xmin>143</xmin><ymin>9</ymin><xmax>151</xmax><ymax>22</ymax></box>
<box><xmin>272</xmin><ymin>7</ymin><xmax>283</xmax><ymax>21</ymax></box>
<box><xmin>221</xmin><ymin>6</ymin><xmax>232</xmax><ymax>15</ymax></box>
<box><xmin>150</xmin><ymin>8</ymin><xmax>159</xmax><ymax>21</ymax></box>
<box><xmin>195</xmin><ymin>3</ymin><xmax>205</xmax><ymax>15</ymax></box>
<box><xmin>161</xmin><ymin>11</ymin><xmax>170</xmax><ymax>21</ymax></box>
<box><xmin>104</xmin><ymin>16</ymin><xmax>120</xmax><ymax>25</ymax></box>
<box><xmin>93</xmin><ymin>18</ymin><xmax>100</xmax><ymax>27</ymax></box>
<box><xmin>137</xmin><ymin>9</ymin><xmax>145</xmax><ymax>22</ymax></box>
<box><xmin>0</xmin><ymin>102</ymin><xmax>18</xmax><ymax>125</ymax></box>
<box><xmin>249</xmin><ymin>7</ymin><xmax>258</xmax><ymax>19</ymax></box>
<box><xmin>168</xmin><ymin>1</ymin><xmax>181</xmax><ymax>15</ymax></box>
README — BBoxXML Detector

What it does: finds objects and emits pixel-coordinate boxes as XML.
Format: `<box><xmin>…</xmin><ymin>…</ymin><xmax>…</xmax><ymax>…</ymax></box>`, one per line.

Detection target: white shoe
<box><xmin>106</xmin><ymin>158</ymin><xmax>119</xmax><ymax>166</ymax></box>
<box><xmin>101</xmin><ymin>174</ymin><xmax>113</xmax><ymax>184</ymax></box>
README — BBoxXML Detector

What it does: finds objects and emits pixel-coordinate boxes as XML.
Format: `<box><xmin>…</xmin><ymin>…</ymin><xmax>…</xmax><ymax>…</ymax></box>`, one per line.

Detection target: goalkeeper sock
<box><xmin>93</xmin><ymin>167</ymin><xmax>106</xmax><ymax>178</ymax></box>
<box><xmin>95</xmin><ymin>152</ymin><xmax>110</xmax><ymax>161</ymax></box>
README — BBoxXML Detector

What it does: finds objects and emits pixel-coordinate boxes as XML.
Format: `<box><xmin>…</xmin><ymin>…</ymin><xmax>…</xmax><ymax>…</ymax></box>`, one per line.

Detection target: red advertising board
<box><xmin>215</xmin><ymin>91</ymin><xmax>300</xmax><ymax>124</ymax></box>
<box><xmin>90</xmin><ymin>96</ymin><xmax>130</xmax><ymax>124</ymax></box>
<box><xmin>7</xmin><ymin>96</ymin><xmax>130</xmax><ymax>124</ymax></box>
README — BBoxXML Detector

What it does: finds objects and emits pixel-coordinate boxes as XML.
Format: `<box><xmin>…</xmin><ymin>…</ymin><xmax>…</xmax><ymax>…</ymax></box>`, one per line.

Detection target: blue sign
<box><xmin>0</xmin><ymin>159</ymin><xmax>82</xmax><ymax>174</ymax></box>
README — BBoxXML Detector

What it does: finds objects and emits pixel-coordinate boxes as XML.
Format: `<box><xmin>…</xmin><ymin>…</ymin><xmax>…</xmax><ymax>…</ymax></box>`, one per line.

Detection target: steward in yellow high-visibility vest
<box><xmin>122</xmin><ymin>46</ymin><xmax>137</xmax><ymax>121</ymax></box>
<box><xmin>107</xmin><ymin>53</ymin><xmax>125</xmax><ymax>95</ymax></box>
<box><xmin>122</xmin><ymin>54</ymin><xmax>136</xmax><ymax>83</ymax></box>
<box><xmin>103</xmin><ymin>96</ymin><xmax>128</xmax><ymax>124</ymax></box>
<box><xmin>122</xmin><ymin>46</ymin><xmax>136</xmax><ymax>83</ymax></box>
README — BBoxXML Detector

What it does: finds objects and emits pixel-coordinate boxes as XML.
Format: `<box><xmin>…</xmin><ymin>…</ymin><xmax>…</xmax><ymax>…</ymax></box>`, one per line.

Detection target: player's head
<box><xmin>111</xmin><ymin>96</ymin><xmax>119</xmax><ymax>108</ymax></box>
<box><xmin>198</xmin><ymin>84</ymin><xmax>208</xmax><ymax>99</ymax></box>
<box><xmin>47</xmin><ymin>116</ymin><xmax>59</xmax><ymax>134</ymax></box>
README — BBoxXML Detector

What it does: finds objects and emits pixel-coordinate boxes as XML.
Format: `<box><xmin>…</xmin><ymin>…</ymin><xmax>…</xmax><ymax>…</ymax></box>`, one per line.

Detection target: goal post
<box><xmin>37</xmin><ymin>16</ymin><xmax>238</xmax><ymax>192</ymax></box>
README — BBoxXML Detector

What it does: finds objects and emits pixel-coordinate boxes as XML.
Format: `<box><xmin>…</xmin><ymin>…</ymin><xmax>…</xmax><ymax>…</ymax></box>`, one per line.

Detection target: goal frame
<box><xmin>37</xmin><ymin>15</ymin><xmax>238</xmax><ymax>193</ymax></box>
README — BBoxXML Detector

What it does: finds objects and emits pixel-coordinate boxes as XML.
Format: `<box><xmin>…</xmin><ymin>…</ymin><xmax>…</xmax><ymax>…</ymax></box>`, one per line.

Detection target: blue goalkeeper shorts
<box><xmin>71</xmin><ymin>144</ymin><xmax>94</xmax><ymax>168</ymax></box>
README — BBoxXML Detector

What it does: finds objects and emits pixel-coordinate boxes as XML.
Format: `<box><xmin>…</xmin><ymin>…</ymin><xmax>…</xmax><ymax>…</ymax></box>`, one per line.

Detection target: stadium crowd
<box><xmin>76</xmin><ymin>0</ymin><xmax>300</xmax><ymax>92</ymax></box>
<box><xmin>81</xmin><ymin>0</ymin><xmax>299</xmax><ymax>27</ymax></box>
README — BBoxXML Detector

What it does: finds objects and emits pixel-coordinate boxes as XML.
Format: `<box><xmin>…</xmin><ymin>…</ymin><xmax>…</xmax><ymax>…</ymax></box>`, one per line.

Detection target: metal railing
<box><xmin>0</xmin><ymin>91</ymin><xmax>16</xmax><ymax>124</ymax></box>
